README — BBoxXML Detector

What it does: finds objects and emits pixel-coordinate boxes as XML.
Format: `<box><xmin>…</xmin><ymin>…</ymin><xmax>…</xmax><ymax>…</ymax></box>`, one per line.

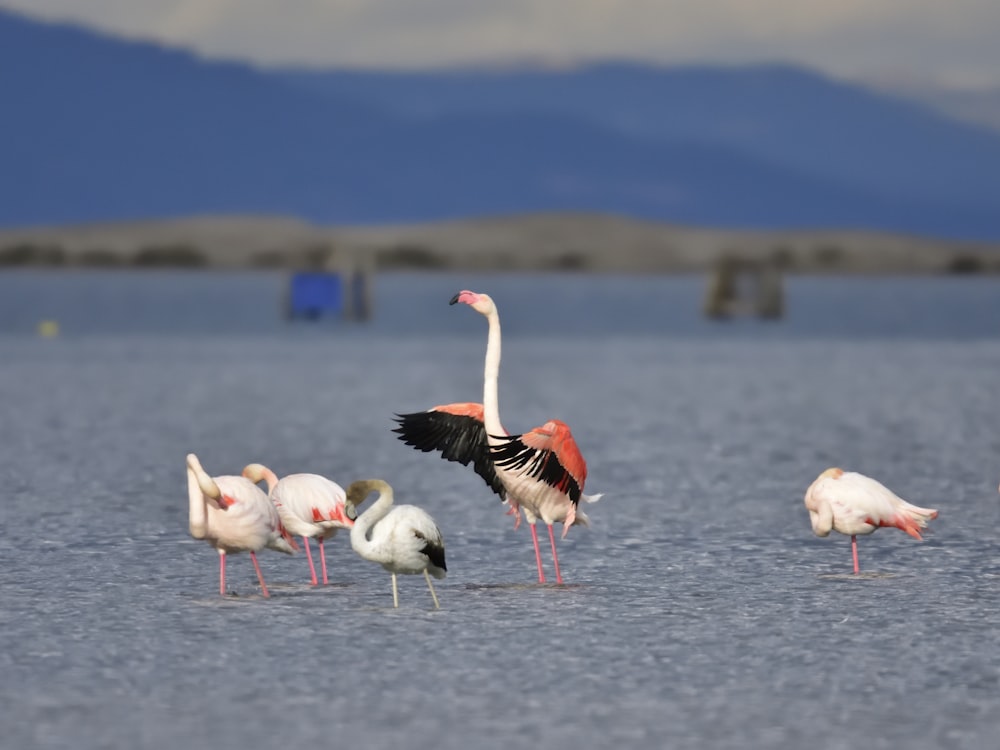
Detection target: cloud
<box><xmin>3</xmin><ymin>0</ymin><xmax>1000</xmax><ymax>86</ymax></box>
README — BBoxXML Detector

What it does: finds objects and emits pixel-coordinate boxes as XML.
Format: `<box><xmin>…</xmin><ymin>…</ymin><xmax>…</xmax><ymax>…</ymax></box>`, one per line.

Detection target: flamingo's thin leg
<box><xmin>219</xmin><ymin>550</ymin><xmax>227</xmax><ymax>596</ymax></box>
<box><xmin>547</xmin><ymin>524</ymin><xmax>564</xmax><ymax>584</ymax></box>
<box><xmin>424</xmin><ymin>569</ymin><xmax>441</xmax><ymax>609</ymax></box>
<box><xmin>851</xmin><ymin>535</ymin><xmax>860</xmax><ymax>575</ymax></box>
<box><xmin>302</xmin><ymin>536</ymin><xmax>318</xmax><ymax>585</ymax></box>
<box><xmin>318</xmin><ymin>536</ymin><xmax>329</xmax><ymax>585</ymax></box>
<box><xmin>391</xmin><ymin>572</ymin><xmax>399</xmax><ymax>608</ymax></box>
<box><xmin>529</xmin><ymin>524</ymin><xmax>546</xmax><ymax>584</ymax></box>
<box><xmin>250</xmin><ymin>551</ymin><xmax>271</xmax><ymax>597</ymax></box>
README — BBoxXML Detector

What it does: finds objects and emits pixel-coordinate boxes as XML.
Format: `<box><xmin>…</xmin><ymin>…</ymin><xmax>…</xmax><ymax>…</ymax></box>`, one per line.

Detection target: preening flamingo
<box><xmin>804</xmin><ymin>467</ymin><xmax>938</xmax><ymax>574</ymax></box>
<box><xmin>242</xmin><ymin>463</ymin><xmax>353</xmax><ymax>586</ymax></box>
<box><xmin>186</xmin><ymin>453</ymin><xmax>297</xmax><ymax>597</ymax></box>
<box><xmin>393</xmin><ymin>290</ymin><xmax>601</xmax><ymax>585</ymax></box>
<box><xmin>345</xmin><ymin>479</ymin><xmax>447</xmax><ymax>609</ymax></box>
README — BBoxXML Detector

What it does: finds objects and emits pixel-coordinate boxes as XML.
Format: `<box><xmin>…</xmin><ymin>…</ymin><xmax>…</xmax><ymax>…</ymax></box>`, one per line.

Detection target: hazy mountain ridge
<box><xmin>2</xmin><ymin>8</ymin><xmax>1000</xmax><ymax>240</ymax></box>
<box><xmin>863</xmin><ymin>78</ymin><xmax>1000</xmax><ymax>134</ymax></box>
<box><xmin>276</xmin><ymin>62</ymin><xmax>1000</xmax><ymax>210</ymax></box>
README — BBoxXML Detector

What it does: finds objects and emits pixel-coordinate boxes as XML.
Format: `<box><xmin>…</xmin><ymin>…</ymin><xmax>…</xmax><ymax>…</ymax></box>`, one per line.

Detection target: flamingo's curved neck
<box><xmin>187</xmin><ymin>467</ymin><xmax>209</xmax><ymax>539</ymax></box>
<box><xmin>189</xmin><ymin>457</ymin><xmax>220</xmax><ymax>500</ymax></box>
<box><xmin>350</xmin><ymin>482</ymin><xmax>395</xmax><ymax>563</ymax></box>
<box><xmin>482</xmin><ymin>310</ymin><xmax>504</xmax><ymax>437</ymax></box>
<box><xmin>187</xmin><ymin>455</ymin><xmax>220</xmax><ymax>539</ymax></box>
<box><xmin>812</xmin><ymin>499</ymin><xmax>834</xmax><ymax>536</ymax></box>
<box><xmin>260</xmin><ymin>467</ymin><xmax>279</xmax><ymax>494</ymax></box>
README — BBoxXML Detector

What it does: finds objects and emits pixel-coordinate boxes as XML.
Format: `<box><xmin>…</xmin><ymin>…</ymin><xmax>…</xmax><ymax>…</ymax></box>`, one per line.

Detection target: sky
<box><xmin>2</xmin><ymin>0</ymin><xmax>999</xmax><ymax>89</ymax></box>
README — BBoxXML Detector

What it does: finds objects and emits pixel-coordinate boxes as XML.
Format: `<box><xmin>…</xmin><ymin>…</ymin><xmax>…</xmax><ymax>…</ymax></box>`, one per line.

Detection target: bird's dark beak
<box><xmin>449</xmin><ymin>293</ymin><xmax>461</xmax><ymax>305</ymax></box>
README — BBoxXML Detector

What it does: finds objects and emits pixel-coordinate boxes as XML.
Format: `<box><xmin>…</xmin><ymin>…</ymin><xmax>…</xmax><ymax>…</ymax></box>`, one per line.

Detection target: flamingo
<box><xmin>242</xmin><ymin>463</ymin><xmax>354</xmax><ymax>586</ymax></box>
<box><xmin>345</xmin><ymin>479</ymin><xmax>447</xmax><ymax>609</ymax></box>
<box><xmin>804</xmin><ymin>467</ymin><xmax>938</xmax><ymax>574</ymax></box>
<box><xmin>186</xmin><ymin>453</ymin><xmax>298</xmax><ymax>597</ymax></box>
<box><xmin>393</xmin><ymin>290</ymin><xmax>601</xmax><ymax>585</ymax></box>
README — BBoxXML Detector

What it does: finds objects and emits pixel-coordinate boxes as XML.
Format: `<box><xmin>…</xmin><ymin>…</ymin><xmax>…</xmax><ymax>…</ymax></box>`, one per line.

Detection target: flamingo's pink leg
<box><xmin>547</xmin><ymin>524</ymin><xmax>564</xmax><ymax>584</ymax></box>
<box><xmin>219</xmin><ymin>551</ymin><xmax>227</xmax><ymax>596</ymax></box>
<box><xmin>303</xmin><ymin>536</ymin><xmax>318</xmax><ymax>585</ymax></box>
<box><xmin>507</xmin><ymin>504</ymin><xmax>522</xmax><ymax>530</ymax></box>
<box><xmin>529</xmin><ymin>524</ymin><xmax>546</xmax><ymax>584</ymax></box>
<box><xmin>851</xmin><ymin>535</ymin><xmax>860</xmax><ymax>575</ymax></box>
<box><xmin>250</xmin><ymin>551</ymin><xmax>271</xmax><ymax>597</ymax></box>
<box><xmin>318</xmin><ymin>536</ymin><xmax>329</xmax><ymax>585</ymax></box>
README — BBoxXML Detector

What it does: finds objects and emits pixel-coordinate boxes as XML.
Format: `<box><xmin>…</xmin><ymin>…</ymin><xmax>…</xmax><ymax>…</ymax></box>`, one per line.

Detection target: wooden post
<box><xmin>705</xmin><ymin>255</ymin><xmax>784</xmax><ymax>320</ymax></box>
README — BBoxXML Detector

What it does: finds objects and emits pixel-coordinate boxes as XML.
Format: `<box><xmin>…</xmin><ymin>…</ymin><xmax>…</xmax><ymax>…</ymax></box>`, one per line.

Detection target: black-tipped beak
<box><xmin>449</xmin><ymin>293</ymin><xmax>461</xmax><ymax>305</ymax></box>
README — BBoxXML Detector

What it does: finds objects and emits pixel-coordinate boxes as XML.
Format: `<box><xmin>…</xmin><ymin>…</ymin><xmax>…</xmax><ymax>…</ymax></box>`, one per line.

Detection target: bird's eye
<box><xmin>345</xmin><ymin>504</ymin><xmax>357</xmax><ymax>521</ymax></box>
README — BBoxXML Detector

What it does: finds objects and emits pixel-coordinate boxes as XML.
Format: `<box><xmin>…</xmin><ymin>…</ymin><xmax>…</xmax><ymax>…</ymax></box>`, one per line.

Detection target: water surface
<box><xmin>1</xmin><ymin>272</ymin><xmax>998</xmax><ymax>749</ymax></box>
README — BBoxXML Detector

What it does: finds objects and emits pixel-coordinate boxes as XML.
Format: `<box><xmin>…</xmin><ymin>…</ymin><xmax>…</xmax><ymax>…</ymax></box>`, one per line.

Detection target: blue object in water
<box><xmin>288</xmin><ymin>272</ymin><xmax>342</xmax><ymax>319</ymax></box>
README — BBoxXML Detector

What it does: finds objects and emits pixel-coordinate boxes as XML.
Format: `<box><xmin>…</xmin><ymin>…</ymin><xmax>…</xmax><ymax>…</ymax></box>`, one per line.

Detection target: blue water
<box><xmin>0</xmin><ymin>271</ymin><xmax>998</xmax><ymax>749</ymax></box>
<box><xmin>0</xmin><ymin>269</ymin><xmax>998</xmax><ymax>338</ymax></box>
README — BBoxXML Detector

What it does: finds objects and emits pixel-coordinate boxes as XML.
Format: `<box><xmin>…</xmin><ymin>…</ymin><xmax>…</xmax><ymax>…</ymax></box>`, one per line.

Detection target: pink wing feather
<box><xmin>490</xmin><ymin>419</ymin><xmax>587</xmax><ymax>503</ymax></box>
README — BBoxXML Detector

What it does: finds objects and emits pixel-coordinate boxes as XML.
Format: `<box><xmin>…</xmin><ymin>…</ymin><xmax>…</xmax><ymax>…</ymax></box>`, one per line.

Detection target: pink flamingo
<box><xmin>394</xmin><ymin>290</ymin><xmax>601</xmax><ymax>584</ymax></box>
<box><xmin>186</xmin><ymin>453</ymin><xmax>297</xmax><ymax>597</ymax></box>
<box><xmin>242</xmin><ymin>463</ymin><xmax>353</xmax><ymax>586</ymax></box>
<box><xmin>804</xmin><ymin>467</ymin><xmax>938</xmax><ymax>574</ymax></box>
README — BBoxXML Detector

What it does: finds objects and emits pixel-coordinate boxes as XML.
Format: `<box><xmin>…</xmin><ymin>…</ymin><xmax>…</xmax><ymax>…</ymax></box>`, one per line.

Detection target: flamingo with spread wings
<box><xmin>394</xmin><ymin>290</ymin><xmax>601</xmax><ymax>584</ymax></box>
<box><xmin>804</xmin><ymin>467</ymin><xmax>938</xmax><ymax>574</ymax></box>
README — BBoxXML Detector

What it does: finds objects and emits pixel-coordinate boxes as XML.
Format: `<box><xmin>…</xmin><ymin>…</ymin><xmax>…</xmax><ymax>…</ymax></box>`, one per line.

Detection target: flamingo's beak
<box><xmin>449</xmin><ymin>292</ymin><xmax>461</xmax><ymax>305</ymax></box>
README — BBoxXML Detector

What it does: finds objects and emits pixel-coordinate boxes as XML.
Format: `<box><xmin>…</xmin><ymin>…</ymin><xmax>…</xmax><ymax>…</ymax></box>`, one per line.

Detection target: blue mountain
<box><xmin>2</xmin><ymin>8</ymin><xmax>999</xmax><ymax>240</ymax></box>
<box><xmin>279</xmin><ymin>63</ymin><xmax>1000</xmax><ymax>214</ymax></box>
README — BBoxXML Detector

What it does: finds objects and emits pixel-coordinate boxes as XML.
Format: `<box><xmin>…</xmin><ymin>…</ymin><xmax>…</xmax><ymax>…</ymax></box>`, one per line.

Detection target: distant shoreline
<box><xmin>1</xmin><ymin>212</ymin><xmax>998</xmax><ymax>275</ymax></box>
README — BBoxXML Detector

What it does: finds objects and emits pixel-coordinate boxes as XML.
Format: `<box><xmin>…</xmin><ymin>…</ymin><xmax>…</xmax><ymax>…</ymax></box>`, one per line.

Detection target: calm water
<box><xmin>1</xmin><ymin>272</ymin><xmax>999</xmax><ymax>749</ymax></box>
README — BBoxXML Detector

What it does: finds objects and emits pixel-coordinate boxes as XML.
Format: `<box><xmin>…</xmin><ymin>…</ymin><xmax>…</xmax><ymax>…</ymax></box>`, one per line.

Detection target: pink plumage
<box><xmin>242</xmin><ymin>463</ymin><xmax>353</xmax><ymax>586</ymax></box>
<box><xmin>394</xmin><ymin>290</ymin><xmax>601</xmax><ymax>584</ymax></box>
<box><xmin>186</xmin><ymin>453</ymin><xmax>297</xmax><ymax>597</ymax></box>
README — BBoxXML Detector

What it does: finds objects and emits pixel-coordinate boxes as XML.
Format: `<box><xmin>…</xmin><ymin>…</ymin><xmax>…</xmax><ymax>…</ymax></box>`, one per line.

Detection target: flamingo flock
<box><xmin>185</xmin><ymin>288</ymin><xmax>954</xmax><ymax>605</ymax></box>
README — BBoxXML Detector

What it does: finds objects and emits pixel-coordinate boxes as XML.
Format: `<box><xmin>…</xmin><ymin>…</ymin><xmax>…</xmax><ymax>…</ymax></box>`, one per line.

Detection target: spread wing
<box><xmin>489</xmin><ymin>419</ymin><xmax>586</xmax><ymax>504</ymax></box>
<box><xmin>393</xmin><ymin>403</ymin><xmax>507</xmax><ymax>500</ymax></box>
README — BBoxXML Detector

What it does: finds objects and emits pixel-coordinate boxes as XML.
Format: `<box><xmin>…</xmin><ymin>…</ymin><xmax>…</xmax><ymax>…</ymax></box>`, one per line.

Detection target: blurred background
<box><xmin>0</xmin><ymin>0</ymin><xmax>998</xmax><ymax>334</ymax></box>
<box><xmin>3</xmin><ymin>7</ymin><xmax>1000</xmax><ymax>749</ymax></box>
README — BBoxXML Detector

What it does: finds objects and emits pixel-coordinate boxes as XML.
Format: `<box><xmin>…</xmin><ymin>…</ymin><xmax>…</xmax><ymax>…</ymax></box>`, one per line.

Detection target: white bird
<box><xmin>345</xmin><ymin>479</ymin><xmax>447</xmax><ymax>609</ymax></box>
<box><xmin>804</xmin><ymin>467</ymin><xmax>938</xmax><ymax>574</ymax></box>
<box><xmin>186</xmin><ymin>453</ymin><xmax>297</xmax><ymax>597</ymax></box>
<box><xmin>242</xmin><ymin>463</ymin><xmax>353</xmax><ymax>586</ymax></box>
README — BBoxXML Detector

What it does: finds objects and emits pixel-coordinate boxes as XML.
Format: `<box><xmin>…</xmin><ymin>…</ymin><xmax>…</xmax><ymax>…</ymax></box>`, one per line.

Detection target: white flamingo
<box><xmin>242</xmin><ymin>463</ymin><xmax>353</xmax><ymax>586</ymax></box>
<box><xmin>186</xmin><ymin>453</ymin><xmax>297</xmax><ymax>597</ymax></box>
<box><xmin>394</xmin><ymin>290</ymin><xmax>601</xmax><ymax>584</ymax></box>
<box><xmin>345</xmin><ymin>479</ymin><xmax>447</xmax><ymax>609</ymax></box>
<box><xmin>804</xmin><ymin>467</ymin><xmax>938</xmax><ymax>574</ymax></box>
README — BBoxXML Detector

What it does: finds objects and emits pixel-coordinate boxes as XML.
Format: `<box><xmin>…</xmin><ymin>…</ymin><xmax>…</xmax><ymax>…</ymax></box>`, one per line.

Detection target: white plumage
<box><xmin>804</xmin><ymin>467</ymin><xmax>938</xmax><ymax>574</ymax></box>
<box><xmin>345</xmin><ymin>479</ymin><xmax>447</xmax><ymax>609</ymax></box>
